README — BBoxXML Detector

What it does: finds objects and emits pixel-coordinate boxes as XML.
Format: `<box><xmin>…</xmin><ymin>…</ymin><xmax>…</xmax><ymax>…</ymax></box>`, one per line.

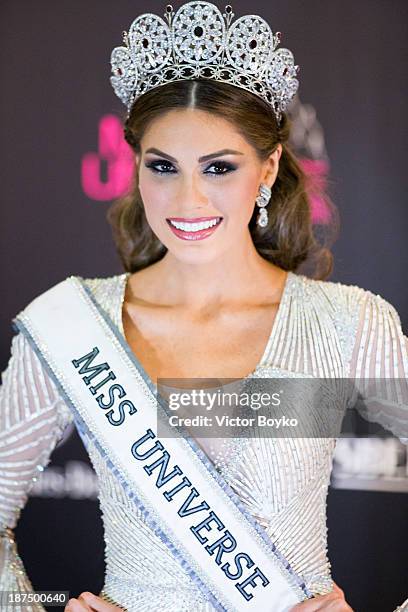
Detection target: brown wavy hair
<box><xmin>107</xmin><ymin>79</ymin><xmax>338</xmax><ymax>279</ymax></box>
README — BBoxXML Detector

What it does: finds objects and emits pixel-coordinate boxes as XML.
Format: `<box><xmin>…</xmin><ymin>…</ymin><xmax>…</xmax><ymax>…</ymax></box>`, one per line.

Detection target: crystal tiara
<box><xmin>109</xmin><ymin>1</ymin><xmax>300</xmax><ymax>125</ymax></box>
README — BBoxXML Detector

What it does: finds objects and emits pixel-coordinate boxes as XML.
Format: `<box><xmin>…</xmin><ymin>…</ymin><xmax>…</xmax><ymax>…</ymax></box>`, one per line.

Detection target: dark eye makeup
<box><xmin>144</xmin><ymin>159</ymin><xmax>237</xmax><ymax>177</ymax></box>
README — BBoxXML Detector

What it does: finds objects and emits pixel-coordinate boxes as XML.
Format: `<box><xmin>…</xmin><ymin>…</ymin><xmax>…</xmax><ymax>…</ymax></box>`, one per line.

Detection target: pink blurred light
<box><xmin>299</xmin><ymin>158</ymin><xmax>331</xmax><ymax>224</ymax></box>
<box><xmin>81</xmin><ymin>115</ymin><xmax>134</xmax><ymax>201</ymax></box>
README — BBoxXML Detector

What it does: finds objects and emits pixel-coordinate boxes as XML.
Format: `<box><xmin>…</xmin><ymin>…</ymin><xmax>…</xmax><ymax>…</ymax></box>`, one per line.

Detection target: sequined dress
<box><xmin>1</xmin><ymin>271</ymin><xmax>407</xmax><ymax>611</ymax></box>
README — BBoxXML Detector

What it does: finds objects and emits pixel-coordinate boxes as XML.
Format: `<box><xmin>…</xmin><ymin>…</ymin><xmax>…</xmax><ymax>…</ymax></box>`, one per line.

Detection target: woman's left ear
<box><xmin>262</xmin><ymin>144</ymin><xmax>282</xmax><ymax>188</ymax></box>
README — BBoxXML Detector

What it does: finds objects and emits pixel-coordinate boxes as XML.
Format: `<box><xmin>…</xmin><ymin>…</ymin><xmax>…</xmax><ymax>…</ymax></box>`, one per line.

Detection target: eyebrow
<box><xmin>144</xmin><ymin>147</ymin><xmax>244</xmax><ymax>163</ymax></box>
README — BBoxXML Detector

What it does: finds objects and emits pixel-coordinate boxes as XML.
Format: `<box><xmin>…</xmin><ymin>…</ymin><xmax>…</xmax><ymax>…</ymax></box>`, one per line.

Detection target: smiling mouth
<box><xmin>166</xmin><ymin>217</ymin><xmax>223</xmax><ymax>232</ymax></box>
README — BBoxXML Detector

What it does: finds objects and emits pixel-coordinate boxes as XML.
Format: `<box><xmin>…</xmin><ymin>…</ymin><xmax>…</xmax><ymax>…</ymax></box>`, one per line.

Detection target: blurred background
<box><xmin>1</xmin><ymin>1</ymin><xmax>407</xmax><ymax>610</ymax></box>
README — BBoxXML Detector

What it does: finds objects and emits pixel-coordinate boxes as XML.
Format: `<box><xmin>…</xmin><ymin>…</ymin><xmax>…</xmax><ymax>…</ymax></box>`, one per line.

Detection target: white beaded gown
<box><xmin>0</xmin><ymin>270</ymin><xmax>407</xmax><ymax>611</ymax></box>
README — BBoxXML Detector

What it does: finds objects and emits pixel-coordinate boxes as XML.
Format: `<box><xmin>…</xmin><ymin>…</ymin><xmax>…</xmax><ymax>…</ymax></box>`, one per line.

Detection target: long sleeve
<box><xmin>346</xmin><ymin>288</ymin><xmax>408</xmax><ymax>612</ymax></box>
<box><xmin>0</xmin><ymin>332</ymin><xmax>74</xmax><ymax>610</ymax></box>
<box><xmin>347</xmin><ymin>287</ymin><xmax>408</xmax><ymax>444</ymax></box>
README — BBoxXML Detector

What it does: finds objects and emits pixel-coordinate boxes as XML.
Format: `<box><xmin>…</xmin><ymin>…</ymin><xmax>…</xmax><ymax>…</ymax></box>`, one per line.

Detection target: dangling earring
<box><xmin>255</xmin><ymin>183</ymin><xmax>271</xmax><ymax>228</ymax></box>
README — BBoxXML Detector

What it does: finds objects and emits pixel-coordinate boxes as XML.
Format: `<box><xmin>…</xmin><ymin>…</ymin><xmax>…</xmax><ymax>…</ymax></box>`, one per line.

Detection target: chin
<box><xmin>167</xmin><ymin>246</ymin><xmax>223</xmax><ymax>266</ymax></box>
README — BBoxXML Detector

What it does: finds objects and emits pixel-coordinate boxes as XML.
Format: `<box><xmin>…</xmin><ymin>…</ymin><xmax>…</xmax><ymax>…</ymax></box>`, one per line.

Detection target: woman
<box><xmin>1</xmin><ymin>3</ymin><xmax>407</xmax><ymax>611</ymax></box>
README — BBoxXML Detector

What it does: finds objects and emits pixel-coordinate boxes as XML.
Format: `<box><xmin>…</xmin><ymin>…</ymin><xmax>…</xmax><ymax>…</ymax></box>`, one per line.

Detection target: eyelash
<box><xmin>145</xmin><ymin>159</ymin><xmax>237</xmax><ymax>177</ymax></box>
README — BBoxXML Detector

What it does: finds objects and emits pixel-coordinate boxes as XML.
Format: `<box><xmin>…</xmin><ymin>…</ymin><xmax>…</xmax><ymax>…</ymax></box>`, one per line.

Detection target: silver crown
<box><xmin>110</xmin><ymin>2</ymin><xmax>300</xmax><ymax>124</ymax></box>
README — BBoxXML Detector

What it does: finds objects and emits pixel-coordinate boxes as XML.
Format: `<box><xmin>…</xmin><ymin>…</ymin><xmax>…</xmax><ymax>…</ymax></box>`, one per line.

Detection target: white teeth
<box><xmin>169</xmin><ymin>218</ymin><xmax>220</xmax><ymax>231</ymax></box>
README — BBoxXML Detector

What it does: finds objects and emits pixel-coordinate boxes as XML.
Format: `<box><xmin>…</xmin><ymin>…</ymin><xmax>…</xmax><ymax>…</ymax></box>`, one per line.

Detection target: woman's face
<box><xmin>135</xmin><ymin>108</ymin><xmax>282</xmax><ymax>264</ymax></box>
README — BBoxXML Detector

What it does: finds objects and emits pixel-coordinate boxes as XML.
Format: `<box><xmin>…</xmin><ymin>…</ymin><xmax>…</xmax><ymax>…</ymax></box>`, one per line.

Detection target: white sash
<box><xmin>13</xmin><ymin>276</ymin><xmax>313</xmax><ymax>611</ymax></box>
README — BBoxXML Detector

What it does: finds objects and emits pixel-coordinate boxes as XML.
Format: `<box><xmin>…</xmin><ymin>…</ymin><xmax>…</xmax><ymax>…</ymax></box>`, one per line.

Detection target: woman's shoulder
<box><xmin>57</xmin><ymin>271</ymin><xmax>129</xmax><ymax>298</ymax></box>
<box><xmin>292</xmin><ymin>273</ymin><xmax>406</xmax><ymax>372</ymax></box>
<box><xmin>295</xmin><ymin>271</ymin><xmax>398</xmax><ymax>313</ymax></box>
<box><xmin>78</xmin><ymin>271</ymin><xmax>129</xmax><ymax>300</ymax></box>
<box><xmin>14</xmin><ymin>272</ymin><xmax>128</xmax><ymax>327</ymax></box>
<box><xmin>295</xmin><ymin>274</ymin><xmax>402</xmax><ymax>346</ymax></box>
<box><xmin>79</xmin><ymin>272</ymin><xmax>129</xmax><ymax>325</ymax></box>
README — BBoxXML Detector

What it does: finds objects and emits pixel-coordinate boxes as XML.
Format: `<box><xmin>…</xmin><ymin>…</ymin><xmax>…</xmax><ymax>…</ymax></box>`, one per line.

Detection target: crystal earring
<box><xmin>255</xmin><ymin>183</ymin><xmax>272</xmax><ymax>228</ymax></box>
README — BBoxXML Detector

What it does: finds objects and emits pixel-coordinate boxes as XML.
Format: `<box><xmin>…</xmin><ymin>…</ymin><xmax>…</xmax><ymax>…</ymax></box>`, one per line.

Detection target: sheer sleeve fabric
<box><xmin>0</xmin><ymin>332</ymin><xmax>73</xmax><ymax>606</ymax></box>
<box><xmin>348</xmin><ymin>288</ymin><xmax>408</xmax><ymax>444</ymax></box>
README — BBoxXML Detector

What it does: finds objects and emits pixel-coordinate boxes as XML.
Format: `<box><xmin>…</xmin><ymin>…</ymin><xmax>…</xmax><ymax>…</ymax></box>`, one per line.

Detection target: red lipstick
<box><xmin>166</xmin><ymin>216</ymin><xmax>223</xmax><ymax>241</ymax></box>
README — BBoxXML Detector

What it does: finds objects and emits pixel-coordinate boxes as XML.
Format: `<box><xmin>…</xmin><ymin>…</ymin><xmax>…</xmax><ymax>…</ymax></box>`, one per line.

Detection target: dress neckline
<box><xmin>117</xmin><ymin>269</ymin><xmax>295</xmax><ymax>389</ymax></box>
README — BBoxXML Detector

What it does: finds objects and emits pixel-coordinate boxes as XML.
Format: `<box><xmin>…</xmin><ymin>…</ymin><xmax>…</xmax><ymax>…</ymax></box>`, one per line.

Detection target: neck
<box><xmin>144</xmin><ymin>234</ymin><xmax>287</xmax><ymax>310</ymax></box>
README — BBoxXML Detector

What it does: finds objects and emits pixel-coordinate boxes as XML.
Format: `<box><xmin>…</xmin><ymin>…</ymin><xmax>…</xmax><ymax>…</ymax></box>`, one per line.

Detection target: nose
<box><xmin>177</xmin><ymin>174</ymin><xmax>209</xmax><ymax>212</ymax></box>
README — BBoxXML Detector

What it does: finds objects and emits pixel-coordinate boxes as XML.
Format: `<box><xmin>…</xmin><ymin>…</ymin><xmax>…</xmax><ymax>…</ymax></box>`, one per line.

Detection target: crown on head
<box><xmin>110</xmin><ymin>1</ymin><xmax>300</xmax><ymax>125</ymax></box>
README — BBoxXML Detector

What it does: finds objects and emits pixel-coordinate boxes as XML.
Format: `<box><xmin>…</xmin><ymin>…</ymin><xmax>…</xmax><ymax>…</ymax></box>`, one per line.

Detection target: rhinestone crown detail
<box><xmin>109</xmin><ymin>2</ymin><xmax>300</xmax><ymax>124</ymax></box>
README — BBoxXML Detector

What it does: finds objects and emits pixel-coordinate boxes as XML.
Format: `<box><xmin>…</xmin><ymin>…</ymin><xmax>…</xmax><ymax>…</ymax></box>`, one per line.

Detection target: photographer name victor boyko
<box><xmin>167</xmin><ymin>413</ymin><xmax>299</xmax><ymax>429</ymax></box>
<box><xmin>162</xmin><ymin>388</ymin><xmax>299</xmax><ymax>430</ymax></box>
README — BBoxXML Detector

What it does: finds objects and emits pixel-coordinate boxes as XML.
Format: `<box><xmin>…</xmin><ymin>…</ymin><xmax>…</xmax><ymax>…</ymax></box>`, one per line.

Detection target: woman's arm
<box><xmin>347</xmin><ymin>288</ymin><xmax>408</xmax><ymax>444</ymax></box>
<box><xmin>346</xmin><ymin>288</ymin><xmax>408</xmax><ymax>611</ymax></box>
<box><xmin>0</xmin><ymin>332</ymin><xmax>74</xmax><ymax>608</ymax></box>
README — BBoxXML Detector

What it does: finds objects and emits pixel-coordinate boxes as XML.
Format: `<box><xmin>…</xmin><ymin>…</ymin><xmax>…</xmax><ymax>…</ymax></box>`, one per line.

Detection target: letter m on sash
<box><xmin>72</xmin><ymin>347</ymin><xmax>110</xmax><ymax>385</ymax></box>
